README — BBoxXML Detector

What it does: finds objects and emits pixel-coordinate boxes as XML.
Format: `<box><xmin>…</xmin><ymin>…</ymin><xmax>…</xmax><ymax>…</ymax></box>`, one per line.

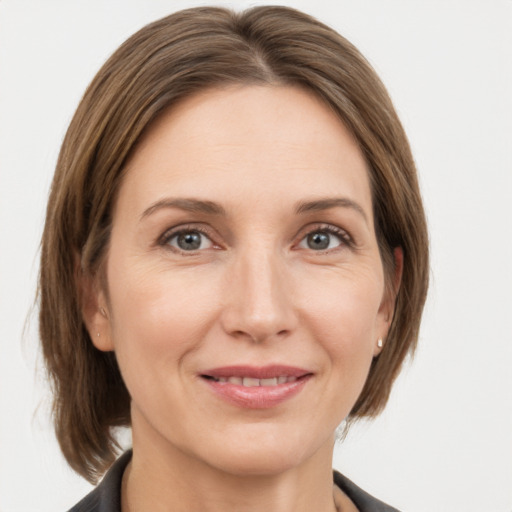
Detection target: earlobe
<box><xmin>380</xmin><ymin>246</ymin><xmax>403</xmax><ymax>321</ymax></box>
<box><xmin>375</xmin><ymin>247</ymin><xmax>404</xmax><ymax>356</ymax></box>
<box><xmin>76</xmin><ymin>254</ymin><xmax>114</xmax><ymax>352</ymax></box>
<box><xmin>83</xmin><ymin>282</ymin><xmax>114</xmax><ymax>352</ymax></box>
<box><xmin>91</xmin><ymin>304</ymin><xmax>114</xmax><ymax>351</ymax></box>
<box><xmin>373</xmin><ymin>337</ymin><xmax>384</xmax><ymax>357</ymax></box>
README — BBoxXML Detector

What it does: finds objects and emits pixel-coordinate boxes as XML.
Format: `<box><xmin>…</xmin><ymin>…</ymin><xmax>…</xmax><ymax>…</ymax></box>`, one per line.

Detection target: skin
<box><xmin>84</xmin><ymin>85</ymin><xmax>399</xmax><ymax>512</ymax></box>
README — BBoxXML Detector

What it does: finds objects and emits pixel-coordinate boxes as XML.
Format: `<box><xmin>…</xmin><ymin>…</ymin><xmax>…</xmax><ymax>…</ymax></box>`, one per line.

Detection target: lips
<box><xmin>200</xmin><ymin>365</ymin><xmax>312</xmax><ymax>408</ymax></box>
<box><xmin>202</xmin><ymin>364</ymin><xmax>310</xmax><ymax>379</ymax></box>
<box><xmin>208</xmin><ymin>375</ymin><xmax>298</xmax><ymax>386</ymax></box>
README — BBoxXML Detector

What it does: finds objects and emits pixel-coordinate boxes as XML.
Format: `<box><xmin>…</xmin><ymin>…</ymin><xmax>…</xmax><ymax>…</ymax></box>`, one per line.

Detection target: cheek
<box><xmin>301</xmin><ymin>268</ymin><xmax>383</xmax><ymax>334</ymax></box>
<box><xmin>107</xmin><ymin>258</ymin><xmax>221</xmax><ymax>369</ymax></box>
<box><xmin>296</xmin><ymin>266</ymin><xmax>383</xmax><ymax>373</ymax></box>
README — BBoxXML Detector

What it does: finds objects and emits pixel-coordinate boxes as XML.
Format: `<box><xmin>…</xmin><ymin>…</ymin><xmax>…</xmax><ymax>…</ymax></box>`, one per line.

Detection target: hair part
<box><xmin>39</xmin><ymin>5</ymin><xmax>429</xmax><ymax>483</ymax></box>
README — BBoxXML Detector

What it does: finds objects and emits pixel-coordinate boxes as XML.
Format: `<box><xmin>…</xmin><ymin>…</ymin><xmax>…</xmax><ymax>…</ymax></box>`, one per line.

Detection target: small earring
<box><xmin>97</xmin><ymin>332</ymin><xmax>100</xmax><ymax>338</ymax></box>
<box><xmin>377</xmin><ymin>338</ymin><xmax>383</xmax><ymax>348</ymax></box>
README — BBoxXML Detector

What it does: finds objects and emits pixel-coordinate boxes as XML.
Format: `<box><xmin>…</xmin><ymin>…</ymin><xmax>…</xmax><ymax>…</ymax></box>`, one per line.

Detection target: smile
<box><xmin>200</xmin><ymin>365</ymin><xmax>313</xmax><ymax>408</ymax></box>
<box><xmin>206</xmin><ymin>376</ymin><xmax>299</xmax><ymax>386</ymax></box>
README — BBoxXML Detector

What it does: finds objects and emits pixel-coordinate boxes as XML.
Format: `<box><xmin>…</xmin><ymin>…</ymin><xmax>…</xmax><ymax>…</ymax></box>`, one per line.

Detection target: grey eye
<box><xmin>169</xmin><ymin>231</ymin><xmax>213</xmax><ymax>251</ymax></box>
<box><xmin>307</xmin><ymin>232</ymin><xmax>330</xmax><ymax>250</ymax></box>
<box><xmin>299</xmin><ymin>230</ymin><xmax>344</xmax><ymax>251</ymax></box>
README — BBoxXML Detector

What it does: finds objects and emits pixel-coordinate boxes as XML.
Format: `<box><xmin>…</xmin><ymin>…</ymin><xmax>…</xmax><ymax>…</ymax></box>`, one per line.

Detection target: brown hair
<box><xmin>39</xmin><ymin>5</ymin><xmax>429</xmax><ymax>483</ymax></box>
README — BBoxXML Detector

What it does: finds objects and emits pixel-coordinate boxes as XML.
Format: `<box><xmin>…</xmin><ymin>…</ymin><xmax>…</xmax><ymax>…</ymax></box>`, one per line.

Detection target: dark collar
<box><xmin>333</xmin><ymin>471</ymin><xmax>400</xmax><ymax>512</ymax></box>
<box><xmin>67</xmin><ymin>451</ymin><xmax>130</xmax><ymax>512</ymax></box>
<box><xmin>69</xmin><ymin>451</ymin><xmax>400</xmax><ymax>512</ymax></box>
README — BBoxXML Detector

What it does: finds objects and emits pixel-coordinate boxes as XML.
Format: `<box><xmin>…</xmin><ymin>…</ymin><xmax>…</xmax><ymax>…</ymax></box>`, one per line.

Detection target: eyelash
<box><xmin>158</xmin><ymin>224</ymin><xmax>218</xmax><ymax>254</ymax></box>
<box><xmin>158</xmin><ymin>223</ymin><xmax>353</xmax><ymax>254</ymax></box>
<box><xmin>295</xmin><ymin>223</ymin><xmax>353</xmax><ymax>253</ymax></box>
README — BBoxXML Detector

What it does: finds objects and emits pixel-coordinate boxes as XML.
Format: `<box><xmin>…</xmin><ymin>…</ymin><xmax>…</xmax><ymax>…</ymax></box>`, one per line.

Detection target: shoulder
<box><xmin>333</xmin><ymin>471</ymin><xmax>401</xmax><ymax>512</ymax></box>
<box><xmin>67</xmin><ymin>451</ymin><xmax>132</xmax><ymax>512</ymax></box>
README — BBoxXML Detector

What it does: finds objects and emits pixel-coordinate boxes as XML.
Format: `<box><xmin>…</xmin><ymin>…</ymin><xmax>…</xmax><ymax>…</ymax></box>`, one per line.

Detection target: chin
<box><xmin>208</xmin><ymin>448</ymin><xmax>304</xmax><ymax>477</ymax></box>
<box><xmin>198</xmin><ymin>426</ymin><xmax>331</xmax><ymax>477</ymax></box>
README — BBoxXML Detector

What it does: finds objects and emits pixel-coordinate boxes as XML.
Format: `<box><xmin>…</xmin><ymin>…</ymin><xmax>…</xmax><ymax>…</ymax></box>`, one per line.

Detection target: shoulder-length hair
<box><xmin>39</xmin><ymin>5</ymin><xmax>429</xmax><ymax>483</ymax></box>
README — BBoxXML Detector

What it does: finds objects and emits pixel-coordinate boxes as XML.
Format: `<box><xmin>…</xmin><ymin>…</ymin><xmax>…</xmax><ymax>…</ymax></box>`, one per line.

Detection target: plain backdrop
<box><xmin>1</xmin><ymin>1</ymin><xmax>511</xmax><ymax>511</ymax></box>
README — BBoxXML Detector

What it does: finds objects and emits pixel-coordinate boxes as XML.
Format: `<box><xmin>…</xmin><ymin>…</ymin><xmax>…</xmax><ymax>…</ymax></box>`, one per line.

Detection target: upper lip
<box><xmin>201</xmin><ymin>365</ymin><xmax>312</xmax><ymax>379</ymax></box>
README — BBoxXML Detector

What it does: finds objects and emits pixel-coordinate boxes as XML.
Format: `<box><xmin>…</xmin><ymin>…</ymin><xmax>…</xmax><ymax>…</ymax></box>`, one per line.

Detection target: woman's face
<box><xmin>90</xmin><ymin>85</ymin><xmax>395</xmax><ymax>475</ymax></box>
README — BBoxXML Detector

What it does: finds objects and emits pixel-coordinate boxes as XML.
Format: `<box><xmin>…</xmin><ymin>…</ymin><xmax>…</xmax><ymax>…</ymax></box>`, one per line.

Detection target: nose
<box><xmin>220</xmin><ymin>247</ymin><xmax>298</xmax><ymax>343</ymax></box>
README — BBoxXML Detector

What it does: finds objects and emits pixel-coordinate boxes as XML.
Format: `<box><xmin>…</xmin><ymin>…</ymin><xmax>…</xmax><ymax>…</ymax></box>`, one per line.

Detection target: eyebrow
<box><xmin>140</xmin><ymin>196</ymin><xmax>368</xmax><ymax>223</ymax></box>
<box><xmin>140</xmin><ymin>198</ymin><xmax>226</xmax><ymax>220</ymax></box>
<box><xmin>295</xmin><ymin>197</ymin><xmax>368</xmax><ymax>223</ymax></box>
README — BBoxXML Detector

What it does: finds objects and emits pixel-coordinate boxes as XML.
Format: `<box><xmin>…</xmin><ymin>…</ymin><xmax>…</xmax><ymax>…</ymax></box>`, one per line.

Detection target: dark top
<box><xmin>68</xmin><ymin>451</ymin><xmax>400</xmax><ymax>512</ymax></box>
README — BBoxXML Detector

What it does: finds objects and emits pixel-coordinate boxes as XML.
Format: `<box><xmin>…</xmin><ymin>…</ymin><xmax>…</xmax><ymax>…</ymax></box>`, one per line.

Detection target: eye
<box><xmin>166</xmin><ymin>229</ymin><xmax>214</xmax><ymax>252</ymax></box>
<box><xmin>297</xmin><ymin>227</ymin><xmax>349</xmax><ymax>252</ymax></box>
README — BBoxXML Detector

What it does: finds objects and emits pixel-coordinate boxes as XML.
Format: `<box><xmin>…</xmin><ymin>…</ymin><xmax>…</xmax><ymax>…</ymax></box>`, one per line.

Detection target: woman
<box><xmin>39</xmin><ymin>6</ymin><xmax>428</xmax><ymax>512</ymax></box>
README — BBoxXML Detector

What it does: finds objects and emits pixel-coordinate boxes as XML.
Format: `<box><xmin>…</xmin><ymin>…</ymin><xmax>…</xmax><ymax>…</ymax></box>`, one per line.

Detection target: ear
<box><xmin>374</xmin><ymin>247</ymin><xmax>403</xmax><ymax>356</ymax></box>
<box><xmin>76</xmin><ymin>254</ymin><xmax>114</xmax><ymax>352</ymax></box>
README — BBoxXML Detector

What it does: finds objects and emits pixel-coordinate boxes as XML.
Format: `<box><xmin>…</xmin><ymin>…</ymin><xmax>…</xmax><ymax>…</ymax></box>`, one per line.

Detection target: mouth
<box><xmin>199</xmin><ymin>365</ymin><xmax>313</xmax><ymax>408</ymax></box>
<box><xmin>202</xmin><ymin>375</ymin><xmax>301</xmax><ymax>386</ymax></box>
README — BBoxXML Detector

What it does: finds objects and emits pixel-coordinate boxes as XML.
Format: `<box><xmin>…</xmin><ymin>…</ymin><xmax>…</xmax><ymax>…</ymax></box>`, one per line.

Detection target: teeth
<box><xmin>213</xmin><ymin>376</ymin><xmax>299</xmax><ymax>386</ymax></box>
<box><xmin>242</xmin><ymin>377</ymin><xmax>260</xmax><ymax>387</ymax></box>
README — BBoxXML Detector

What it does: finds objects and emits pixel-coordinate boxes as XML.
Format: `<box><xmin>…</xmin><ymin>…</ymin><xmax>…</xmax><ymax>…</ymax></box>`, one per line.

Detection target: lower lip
<box><xmin>202</xmin><ymin>376</ymin><xmax>311</xmax><ymax>409</ymax></box>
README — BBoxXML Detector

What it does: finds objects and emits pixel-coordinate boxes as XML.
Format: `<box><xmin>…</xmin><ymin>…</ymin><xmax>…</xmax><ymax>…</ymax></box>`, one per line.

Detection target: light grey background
<box><xmin>1</xmin><ymin>1</ymin><xmax>511</xmax><ymax>511</ymax></box>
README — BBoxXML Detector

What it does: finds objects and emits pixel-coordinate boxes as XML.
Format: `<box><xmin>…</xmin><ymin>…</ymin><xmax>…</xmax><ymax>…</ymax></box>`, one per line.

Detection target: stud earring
<box><xmin>377</xmin><ymin>338</ymin><xmax>383</xmax><ymax>348</ymax></box>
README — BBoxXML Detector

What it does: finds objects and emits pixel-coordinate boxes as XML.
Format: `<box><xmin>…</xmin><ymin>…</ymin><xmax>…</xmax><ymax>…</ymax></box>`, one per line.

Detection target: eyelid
<box><xmin>158</xmin><ymin>223</ymin><xmax>220</xmax><ymax>252</ymax></box>
<box><xmin>157</xmin><ymin>222</ymin><xmax>353</xmax><ymax>254</ymax></box>
<box><xmin>293</xmin><ymin>223</ymin><xmax>354</xmax><ymax>251</ymax></box>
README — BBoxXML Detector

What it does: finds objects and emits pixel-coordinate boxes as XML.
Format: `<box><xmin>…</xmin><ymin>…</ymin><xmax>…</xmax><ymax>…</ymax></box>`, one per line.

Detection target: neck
<box><xmin>122</xmin><ymin>419</ymin><xmax>339</xmax><ymax>512</ymax></box>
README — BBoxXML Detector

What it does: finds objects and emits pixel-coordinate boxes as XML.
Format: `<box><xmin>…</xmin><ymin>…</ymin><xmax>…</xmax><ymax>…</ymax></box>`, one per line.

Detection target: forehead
<box><xmin>117</xmin><ymin>84</ymin><xmax>373</xmax><ymax>221</ymax></box>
